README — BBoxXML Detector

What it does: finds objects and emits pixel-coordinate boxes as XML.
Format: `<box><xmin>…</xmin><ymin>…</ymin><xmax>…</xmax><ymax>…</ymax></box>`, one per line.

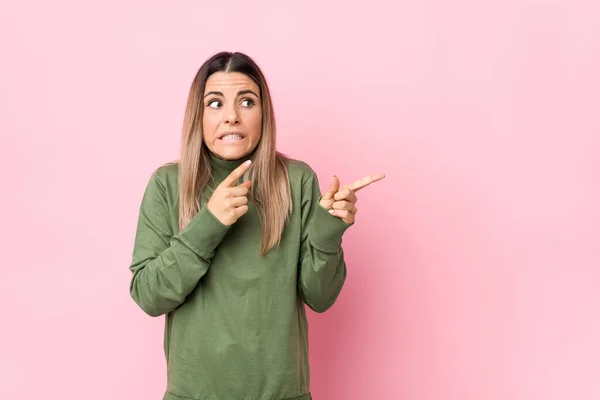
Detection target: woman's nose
<box><xmin>224</xmin><ymin>105</ymin><xmax>240</xmax><ymax>124</ymax></box>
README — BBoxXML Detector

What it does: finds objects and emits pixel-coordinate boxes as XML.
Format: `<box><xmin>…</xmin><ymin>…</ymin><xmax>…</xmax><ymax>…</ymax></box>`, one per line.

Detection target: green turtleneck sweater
<box><xmin>129</xmin><ymin>153</ymin><xmax>352</xmax><ymax>400</ymax></box>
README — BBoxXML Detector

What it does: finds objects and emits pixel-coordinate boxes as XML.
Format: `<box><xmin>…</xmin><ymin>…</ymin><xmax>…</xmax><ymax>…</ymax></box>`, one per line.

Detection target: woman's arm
<box><xmin>128</xmin><ymin>170</ymin><xmax>230</xmax><ymax>317</ymax></box>
<box><xmin>297</xmin><ymin>173</ymin><xmax>353</xmax><ymax>313</ymax></box>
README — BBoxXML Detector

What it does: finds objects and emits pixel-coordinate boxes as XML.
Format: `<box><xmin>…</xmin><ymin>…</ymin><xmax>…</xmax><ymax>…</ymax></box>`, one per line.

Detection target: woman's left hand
<box><xmin>319</xmin><ymin>173</ymin><xmax>386</xmax><ymax>224</ymax></box>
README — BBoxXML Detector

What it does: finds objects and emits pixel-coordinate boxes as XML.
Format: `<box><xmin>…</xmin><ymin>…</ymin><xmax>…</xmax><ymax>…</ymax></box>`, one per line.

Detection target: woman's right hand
<box><xmin>207</xmin><ymin>160</ymin><xmax>253</xmax><ymax>226</ymax></box>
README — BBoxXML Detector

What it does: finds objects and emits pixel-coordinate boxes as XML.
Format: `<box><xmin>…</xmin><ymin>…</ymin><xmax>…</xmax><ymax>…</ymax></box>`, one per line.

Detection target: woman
<box><xmin>129</xmin><ymin>51</ymin><xmax>384</xmax><ymax>400</ymax></box>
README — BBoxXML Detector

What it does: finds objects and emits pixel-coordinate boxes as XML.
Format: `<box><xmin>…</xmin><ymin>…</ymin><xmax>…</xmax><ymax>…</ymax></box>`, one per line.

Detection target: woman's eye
<box><xmin>207</xmin><ymin>100</ymin><xmax>221</xmax><ymax>109</ymax></box>
<box><xmin>241</xmin><ymin>99</ymin><xmax>255</xmax><ymax>107</ymax></box>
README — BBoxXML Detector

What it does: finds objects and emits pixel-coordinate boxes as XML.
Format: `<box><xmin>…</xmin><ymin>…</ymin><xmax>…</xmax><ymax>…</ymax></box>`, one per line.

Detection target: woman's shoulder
<box><xmin>148</xmin><ymin>160</ymin><xmax>180</xmax><ymax>190</ymax></box>
<box><xmin>155</xmin><ymin>160</ymin><xmax>179</xmax><ymax>176</ymax></box>
<box><xmin>280</xmin><ymin>153</ymin><xmax>317</xmax><ymax>184</ymax></box>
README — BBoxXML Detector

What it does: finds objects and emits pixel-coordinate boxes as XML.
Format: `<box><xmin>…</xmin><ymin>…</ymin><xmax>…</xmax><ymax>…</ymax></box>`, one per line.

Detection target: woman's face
<box><xmin>202</xmin><ymin>72</ymin><xmax>262</xmax><ymax>160</ymax></box>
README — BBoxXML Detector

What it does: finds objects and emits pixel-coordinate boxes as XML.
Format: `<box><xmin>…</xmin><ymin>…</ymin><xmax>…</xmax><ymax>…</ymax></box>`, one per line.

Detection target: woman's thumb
<box><xmin>323</xmin><ymin>175</ymin><xmax>340</xmax><ymax>200</ymax></box>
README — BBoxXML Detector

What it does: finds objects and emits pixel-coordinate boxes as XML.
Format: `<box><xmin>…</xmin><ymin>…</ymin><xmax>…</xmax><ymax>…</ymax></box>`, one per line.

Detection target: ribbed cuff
<box><xmin>308</xmin><ymin>199</ymin><xmax>353</xmax><ymax>253</ymax></box>
<box><xmin>175</xmin><ymin>207</ymin><xmax>231</xmax><ymax>257</ymax></box>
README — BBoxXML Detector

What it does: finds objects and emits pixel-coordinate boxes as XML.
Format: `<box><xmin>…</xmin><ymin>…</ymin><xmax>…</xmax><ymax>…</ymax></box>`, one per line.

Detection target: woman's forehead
<box><xmin>205</xmin><ymin>72</ymin><xmax>259</xmax><ymax>93</ymax></box>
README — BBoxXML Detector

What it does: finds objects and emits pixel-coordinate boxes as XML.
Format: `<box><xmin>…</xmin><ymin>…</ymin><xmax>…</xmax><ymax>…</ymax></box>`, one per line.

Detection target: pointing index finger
<box><xmin>346</xmin><ymin>173</ymin><xmax>386</xmax><ymax>192</ymax></box>
<box><xmin>220</xmin><ymin>160</ymin><xmax>252</xmax><ymax>187</ymax></box>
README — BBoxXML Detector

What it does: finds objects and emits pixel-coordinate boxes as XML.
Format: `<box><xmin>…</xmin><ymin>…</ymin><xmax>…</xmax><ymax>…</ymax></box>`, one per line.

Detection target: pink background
<box><xmin>1</xmin><ymin>1</ymin><xmax>599</xmax><ymax>399</ymax></box>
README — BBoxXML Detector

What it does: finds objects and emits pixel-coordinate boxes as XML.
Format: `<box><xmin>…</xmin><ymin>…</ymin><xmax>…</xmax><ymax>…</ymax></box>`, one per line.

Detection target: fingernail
<box><xmin>245</xmin><ymin>160</ymin><xmax>252</xmax><ymax>166</ymax></box>
<box><xmin>329</xmin><ymin>209</ymin><xmax>335</xmax><ymax>214</ymax></box>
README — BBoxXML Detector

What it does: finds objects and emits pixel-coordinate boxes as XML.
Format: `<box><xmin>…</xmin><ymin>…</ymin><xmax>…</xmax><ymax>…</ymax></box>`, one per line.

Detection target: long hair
<box><xmin>177</xmin><ymin>51</ymin><xmax>292</xmax><ymax>255</ymax></box>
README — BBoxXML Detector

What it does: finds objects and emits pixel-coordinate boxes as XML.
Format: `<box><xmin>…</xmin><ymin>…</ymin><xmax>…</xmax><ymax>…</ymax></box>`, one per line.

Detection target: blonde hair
<box><xmin>176</xmin><ymin>51</ymin><xmax>292</xmax><ymax>255</ymax></box>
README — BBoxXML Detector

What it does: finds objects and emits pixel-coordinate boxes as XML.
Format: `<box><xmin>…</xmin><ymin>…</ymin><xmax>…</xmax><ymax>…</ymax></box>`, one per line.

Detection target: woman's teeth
<box><xmin>221</xmin><ymin>134</ymin><xmax>243</xmax><ymax>140</ymax></box>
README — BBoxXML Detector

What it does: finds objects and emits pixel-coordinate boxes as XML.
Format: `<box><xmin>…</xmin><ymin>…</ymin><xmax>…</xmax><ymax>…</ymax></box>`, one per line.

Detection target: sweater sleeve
<box><xmin>128</xmin><ymin>170</ymin><xmax>230</xmax><ymax>317</ymax></box>
<box><xmin>298</xmin><ymin>172</ymin><xmax>353</xmax><ymax>313</ymax></box>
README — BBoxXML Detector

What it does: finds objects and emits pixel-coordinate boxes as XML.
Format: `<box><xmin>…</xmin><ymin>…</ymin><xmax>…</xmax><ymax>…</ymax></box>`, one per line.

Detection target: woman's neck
<box><xmin>207</xmin><ymin>151</ymin><xmax>253</xmax><ymax>182</ymax></box>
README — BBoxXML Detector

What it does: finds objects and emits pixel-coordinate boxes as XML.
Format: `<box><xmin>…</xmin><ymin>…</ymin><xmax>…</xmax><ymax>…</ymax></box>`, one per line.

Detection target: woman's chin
<box><xmin>212</xmin><ymin>147</ymin><xmax>251</xmax><ymax>161</ymax></box>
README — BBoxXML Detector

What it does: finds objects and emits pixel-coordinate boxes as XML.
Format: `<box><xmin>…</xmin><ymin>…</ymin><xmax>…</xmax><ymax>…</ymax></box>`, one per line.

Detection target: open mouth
<box><xmin>221</xmin><ymin>134</ymin><xmax>243</xmax><ymax>141</ymax></box>
<box><xmin>219</xmin><ymin>132</ymin><xmax>245</xmax><ymax>141</ymax></box>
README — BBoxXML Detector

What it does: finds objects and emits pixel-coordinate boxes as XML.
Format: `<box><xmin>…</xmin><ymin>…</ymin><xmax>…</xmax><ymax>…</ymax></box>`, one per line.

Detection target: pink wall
<box><xmin>2</xmin><ymin>1</ymin><xmax>599</xmax><ymax>399</ymax></box>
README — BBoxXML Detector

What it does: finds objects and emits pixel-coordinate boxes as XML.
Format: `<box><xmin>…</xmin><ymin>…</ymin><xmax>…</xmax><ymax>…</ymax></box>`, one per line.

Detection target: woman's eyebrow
<box><xmin>237</xmin><ymin>89</ymin><xmax>259</xmax><ymax>98</ymax></box>
<box><xmin>203</xmin><ymin>89</ymin><xmax>259</xmax><ymax>98</ymax></box>
<box><xmin>204</xmin><ymin>91</ymin><xmax>223</xmax><ymax>98</ymax></box>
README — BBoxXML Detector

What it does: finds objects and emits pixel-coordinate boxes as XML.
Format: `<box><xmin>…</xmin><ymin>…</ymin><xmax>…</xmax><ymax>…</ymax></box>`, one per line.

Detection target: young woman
<box><xmin>129</xmin><ymin>51</ymin><xmax>384</xmax><ymax>400</ymax></box>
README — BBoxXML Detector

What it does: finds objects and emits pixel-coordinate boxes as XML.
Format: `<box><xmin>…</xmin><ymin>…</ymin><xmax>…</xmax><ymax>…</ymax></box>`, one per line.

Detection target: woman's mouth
<box><xmin>220</xmin><ymin>134</ymin><xmax>244</xmax><ymax>141</ymax></box>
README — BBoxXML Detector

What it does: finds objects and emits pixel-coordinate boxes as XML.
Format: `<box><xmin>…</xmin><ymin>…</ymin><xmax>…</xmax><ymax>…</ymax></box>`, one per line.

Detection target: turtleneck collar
<box><xmin>208</xmin><ymin>151</ymin><xmax>254</xmax><ymax>183</ymax></box>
